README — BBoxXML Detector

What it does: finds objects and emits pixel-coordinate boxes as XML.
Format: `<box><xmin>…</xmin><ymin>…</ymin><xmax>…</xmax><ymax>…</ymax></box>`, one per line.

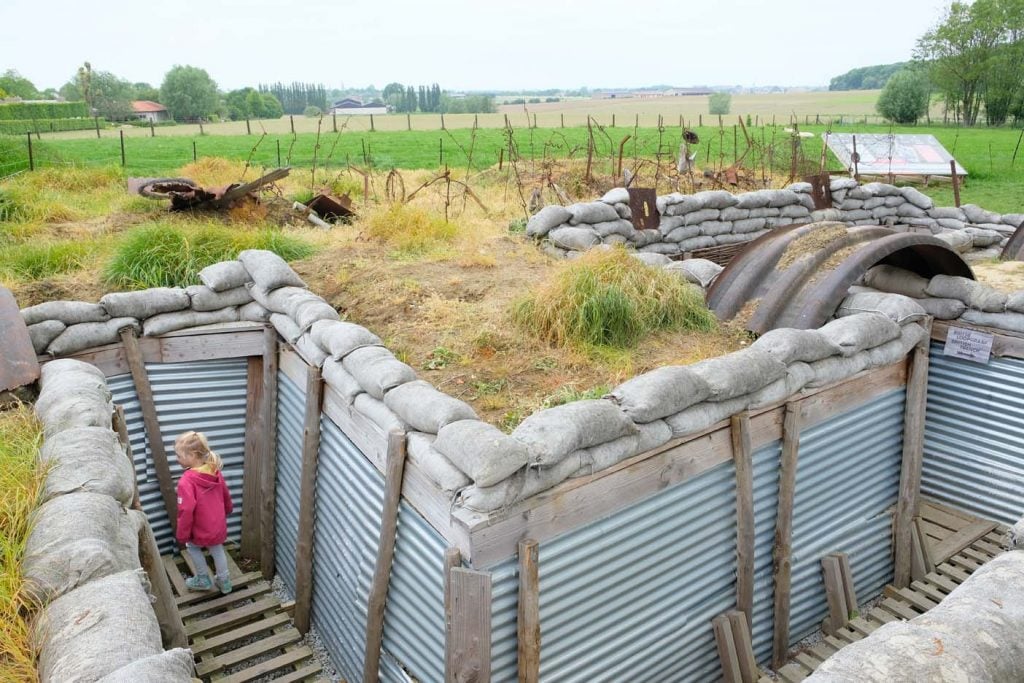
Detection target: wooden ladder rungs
<box><xmin>177</xmin><ymin>572</ymin><xmax>265</xmax><ymax>607</ymax></box>
<box><xmin>185</xmin><ymin>596</ymin><xmax>281</xmax><ymax>637</ymax></box>
<box><xmin>179</xmin><ymin>582</ymin><xmax>272</xmax><ymax>619</ymax></box>
<box><xmin>216</xmin><ymin>645</ymin><xmax>314</xmax><ymax>683</ymax></box>
<box><xmin>265</xmin><ymin>662</ymin><xmax>324</xmax><ymax>683</ymax></box>
<box><xmin>196</xmin><ymin>627</ymin><xmax>301</xmax><ymax>676</ymax></box>
<box><xmin>190</xmin><ymin>612</ymin><xmax>292</xmax><ymax>656</ymax></box>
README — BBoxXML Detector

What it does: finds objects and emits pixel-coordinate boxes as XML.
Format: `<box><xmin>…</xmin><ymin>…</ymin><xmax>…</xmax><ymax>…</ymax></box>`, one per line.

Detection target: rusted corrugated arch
<box><xmin>705</xmin><ymin>222</ymin><xmax>974</xmax><ymax>334</ymax></box>
<box><xmin>1001</xmin><ymin>224</ymin><xmax>1024</xmax><ymax>261</ymax></box>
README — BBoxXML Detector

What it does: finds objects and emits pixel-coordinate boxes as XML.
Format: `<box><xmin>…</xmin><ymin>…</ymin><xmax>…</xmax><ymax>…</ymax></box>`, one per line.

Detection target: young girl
<box><xmin>174</xmin><ymin>430</ymin><xmax>234</xmax><ymax>594</ymax></box>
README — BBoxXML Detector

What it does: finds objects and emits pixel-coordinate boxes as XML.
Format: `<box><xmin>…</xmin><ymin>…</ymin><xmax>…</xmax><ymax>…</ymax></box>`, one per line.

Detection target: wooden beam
<box><xmin>821</xmin><ymin>555</ymin><xmax>850</xmax><ymax>636</ymax></box>
<box><xmin>241</xmin><ymin>355</ymin><xmax>264</xmax><ymax>560</ymax></box>
<box><xmin>259</xmin><ymin>327</ymin><xmax>280</xmax><ymax>581</ymax></box>
<box><xmin>517</xmin><ymin>539</ymin><xmax>540</xmax><ymax>683</ymax></box>
<box><xmin>120</xmin><ymin>328</ymin><xmax>177</xmax><ymax>529</ymax></box>
<box><xmin>113</xmin><ymin>404</ymin><xmax>142</xmax><ymax>511</ymax></box>
<box><xmin>894</xmin><ymin>319</ymin><xmax>932</xmax><ymax>588</ymax></box>
<box><xmin>931</xmin><ymin>320</ymin><xmax>1024</xmax><ymax>361</ymax></box>
<box><xmin>835</xmin><ymin>552</ymin><xmax>857</xmax><ymax>618</ymax></box>
<box><xmin>772</xmin><ymin>401</ymin><xmax>802</xmax><ymax>670</ymax></box>
<box><xmin>444</xmin><ymin>547</ymin><xmax>462</xmax><ymax>683</ymax></box>
<box><xmin>731</xmin><ymin>412</ymin><xmax>754</xmax><ymax>628</ymax></box>
<box><xmin>138</xmin><ymin>516</ymin><xmax>188</xmax><ymax>649</ymax></box>
<box><xmin>294</xmin><ymin>365</ymin><xmax>325</xmax><ymax>636</ymax></box>
<box><xmin>911</xmin><ymin>519</ymin><xmax>935</xmax><ymax>584</ymax></box>
<box><xmin>447</xmin><ymin>567</ymin><xmax>492</xmax><ymax>683</ymax></box>
<box><xmin>363</xmin><ymin>432</ymin><xmax>408</xmax><ymax>683</ymax></box>
<box><xmin>727</xmin><ymin>610</ymin><xmax>758</xmax><ymax>683</ymax></box>
<box><xmin>712</xmin><ymin>614</ymin><xmax>743</xmax><ymax>683</ymax></box>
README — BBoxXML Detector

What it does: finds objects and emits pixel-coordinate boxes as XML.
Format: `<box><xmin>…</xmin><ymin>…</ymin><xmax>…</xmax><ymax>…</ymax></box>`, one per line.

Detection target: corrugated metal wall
<box><xmin>107</xmin><ymin>358</ymin><xmax>249</xmax><ymax>554</ymax></box>
<box><xmin>274</xmin><ymin>371</ymin><xmax>306</xmax><ymax>596</ymax></box>
<box><xmin>923</xmin><ymin>344</ymin><xmax>1024</xmax><ymax>525</ymax></box>
<box><xmin>787</xmin><ymin>388</ymin><xmax>905</xmax><ymax>643</ymax></box>
<box><xmin>490</xmin><ymin>558</ymin><xmax>520</xmax><ymax>682</ymax></box>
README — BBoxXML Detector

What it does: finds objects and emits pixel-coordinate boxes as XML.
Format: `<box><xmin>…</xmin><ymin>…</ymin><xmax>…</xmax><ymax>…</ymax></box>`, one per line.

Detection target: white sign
<box><xmin>943</xmin><ymin>326</ymin><xmax>994</xmax><ymax>364</ymax></box>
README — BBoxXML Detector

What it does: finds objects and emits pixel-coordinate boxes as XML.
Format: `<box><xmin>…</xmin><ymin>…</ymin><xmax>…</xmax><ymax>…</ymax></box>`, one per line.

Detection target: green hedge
<box><xmin>0</xmin><ymin>118</ymin><xmax>104</xmax><ymax>135</ymax></box>
<box><xmin>0</xmin><ymin>101</ymin><xmax>90</xmax><ymax>120</ymax></box>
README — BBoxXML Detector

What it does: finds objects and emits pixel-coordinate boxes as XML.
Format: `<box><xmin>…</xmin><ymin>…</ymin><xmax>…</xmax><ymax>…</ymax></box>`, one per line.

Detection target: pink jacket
<box><xmin>176</xmin><ymin>469</ymin><xmax>233</xmax><ymax>547</ymax></box>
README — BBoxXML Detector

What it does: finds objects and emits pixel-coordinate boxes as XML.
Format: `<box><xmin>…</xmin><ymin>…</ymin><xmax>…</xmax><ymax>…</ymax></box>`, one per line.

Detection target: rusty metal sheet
<box><xmin>306</xmin><ymin>192</ymin><xmax>355</xmax><ymax>221</ymax></box>
<box><xmin>0</xmin><ymin>288</ymin><xmax>39</xmax><ymax>392</ymax></box>
<box><xmin>1000</xmin><ymin>224</ymin><xmax>1024</xmax><ymax>261</ymax></box>
<box><xmin>127</xmin><ymin>167</ymin><xmax>290</xmax><ymax>212</ymax></box>
<box><xmin>628</xmin><ymin>187</ymin><xmax>659</xmax><ymax>230</ymax></box>
<box><xmin>804</xmin><ymin>173</ymin><xmax>834</xmax><ymax>211</ymax></box>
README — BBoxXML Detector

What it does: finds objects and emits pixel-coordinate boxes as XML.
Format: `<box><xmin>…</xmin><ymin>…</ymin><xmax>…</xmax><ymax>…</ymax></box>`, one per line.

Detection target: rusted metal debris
<box><xmin>129</xmin><ymin>167</ymin><xmax>291</xmax><ymax>211</ymax></box>
<box><xmin>306</xmin><ymin>192</ymin><xmax>355</xmax><ymax>222</ymax></box>
<box><xmin>706</xmin><ymin>222</ymin><xmax>974</xmax><ymax>334</ymax></box>
<box><xmin>628</xmin><ymin>187</ymin><xmax>660</xmax><ymax>231</ymax></box>
<box><xmin>804</xmin><ymin>172</ymin><xmax>834</xmax><ymax>211</ymax></box>
<box><xmin>1000</xmin><ymin>223</ymin><xmax>1024</xmax><ymax>261</ymax></box>
<box><xmin>0</xmin><ymin>287</ymin><xmax>39</xmax><ymax>393</ymax></box>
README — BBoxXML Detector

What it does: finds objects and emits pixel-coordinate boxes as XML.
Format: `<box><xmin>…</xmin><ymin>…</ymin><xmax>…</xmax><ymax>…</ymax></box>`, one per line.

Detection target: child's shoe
<box><xmin>185</xmin><ymin>574</ymin><xmax>213</xmax><ymax>591</ymax></box>
<box><xmin>215</xmin><ymin>574</ymin><xmax>233</xmax><ymax>595</ymax></box>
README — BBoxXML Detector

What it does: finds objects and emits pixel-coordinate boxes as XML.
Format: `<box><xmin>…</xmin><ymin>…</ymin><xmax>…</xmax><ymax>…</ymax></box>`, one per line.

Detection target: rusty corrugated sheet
<box><xmin>0</xmin><ymin>288</ymin><xmax>39</xmax><ymax>392</ymax></box>
<box><xmin>705</xmin><ymin>222</ymin><xmax>973</xmax><ymax>334</ymax></box>
<box><xmin>1001</xmin><ymin>224</ymin><xmax>1024</xmax><ymax>261</ymax></box>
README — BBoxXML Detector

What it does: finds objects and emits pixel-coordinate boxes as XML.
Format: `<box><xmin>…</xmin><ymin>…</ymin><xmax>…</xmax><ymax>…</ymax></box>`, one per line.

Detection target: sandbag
<box><xmin>199</xmin><ymin>260</ymin><xmax>252</xmax><ymax>292</ymax></box>
<box><xmin>600</xmin><ymin>188</ymin><xmax>629</xmax><ymax>204</ymax></box>
<box><xmin>47</xmin><ymin>318</ymin><xmax>140</xmax><ymax>356</ymax></box>
<box><xmin>690</xmin><ymin>348</ymin><xmax>788</xmax><ymax>401</ymax></box>
<box><xmin>294</xmin><ymin>333</ymin><xmax>328</xmax><ymax>367</ymax></box>
<box><xmin>384</xmin><ymin>380</ymin><xmax>477</xmax><ymax>434</ymax></box>
<box><xmin>39</xmin><ymin>427</ymin><xmax>135</xmax><ymax>506</ymax></box>
<box><xmin>237</xmin><ymin>249</ymin><xmax>306</xmax><ymax>289</ymax></box>
<box><xmin>35</xmin><ymin>569</ymin><xmax>162</xmax><ymax>683</ymax></box>
<box><xmin>750</xmin><ymin>328</ymin><xmax>842</xmax><ymax>364</ymax></box>
<box><xmin>321</xmin><ymin>359</ymin><xmax>364</xmax><ymax>403</ymax></box>
<box><xmin>914</xmin><ymin>296</ymin><xmax>967</xmax><ymax>320</ymax></box>
<box><xmin>899</xmin><ymin>186</ymin><xmax>934</xmax><ymax>210</ymax></box>
<box><xmin>407</xmin><ymin>432</ymin><xmax>471</xmax><ymax>494</ymax></box>
<box><xmin>571</xmin><ymin>419</ymin><xmax>673</xmax><ymax>476</ymax></box>
<box><xmin>862</xmin><ymin>265</ymin><xmax>930</xmax><ymax>298</ymax></box>
<box><xmin>663</xmin><ymin>195</ymin><xmax>704</xmax><ymax>215</ymax></box>
<box><xmin>735</xmin><ymin>191</ymin><xmax>771</xmax><ymax>209</ymax></box>
<box><xmin>934</xmin><ymin>230</ymin><xmax>973</xmax><ymax>253</ymax></box>
<box><xmin>678</xmin><ymin>236</ymin><xmax>717</xmax><ymax>251</ymax></box>
<box><xmin>456</xmin><ymin>453</ymin><xmax>585</xmax><ymax>512</ymax></box>
<box><xmin>29</xmin><ymin>320</ymin><xmax>66</xmax><ymax>355</ymax></box>
<box><xmin>664</xmin><ymin>396</ymin><xmax>749</xmax><ymax>437</ymax></box>
<box><xmin>1006</xmin><ymin>291</ymin><xmax>1024</xmax><ymax>314</ymax></box>
<box><xmin>239</xmin><ymin>301</ymin><xmax>271</xmax><ymax>322</ymax></box>
<box><xmin>638</xmin><ymin>242</ymin><xmax>681</xmax><ymax>255</ymax></box>
<box><xmin>21</xmin><ymin>301</ymin><xmax>109</xmax><ymax>326</ymax></box>
<box><xmin>766</xmin><ymin>189</ymin><xmax>800</xmax><ymax>208</ymax></box>
<box><xmin>511</xmin><ymin>399</ymin><xmax>637</xmax><ymax>466</ymax></box>
<box><xmin>23</xmin><ymin>493</ymin><xmax>142</xmax><ymax>604</ymax></box>
<box><xmin>101</xmin><ymin>288</ymin><xmax>189</xmax><ymax>319</ymax></box>
<box><xmin>310</xmin><ymin>320</ymin><xmax>382</xmax><ymax>360</ymax></box>
<box><xmin>435</xmin><ymin>419</ymin><xmax>530</xmax><ymax>487</ymax></box>
<box><xmin>683</xmin><ymin>208</ymin><xmax>720</xmax><ymax>226</ymax></box>
<box><xmin>342</xmin><ymin>346</ymin><xmax>417</xmax><ymax>399</ymax></box>
<box><xmin>699</xmin><ymin>221</ymin><xmax>734</xmax><ymax>237</ymax></box>
<box><xmin>249</xmin><ymin>285</ymin><xmax>317</xmax><ymax>315</ymax></box>
<box><xmin>748</xmin><ymin>377</ymin><xmax>791</xmax><ymax>410</ymax></box>
<box><xmin>830</xmin><ymin>178</ymin><xmax>858</xmax><ymax>192</ymax></box>
<box><xmin>185</xmin><ymin>284</ymin><xmax>252</xmax><ymax>311</ymax></box>
<box><xmin>663</xmin><ymin>259</ymin><xmax>722</xmax><ymax>288</ymax></box>
<box><xmin>865</xmin><ymin>323</ymin><xmax>927</xmax><ymax>367</ymax></box>
<box><xmin>928</xmin><ymin>206</ymin><xmax>965</xmax><ymax>221</ymax></box>
<box><xmin>549</xmin><ymin>226</ymin><xmax>600</xmax><ymax>251</ymax></box>
<box><xmin>819</xmin><ymin>313</ymin><xmax>901</xmax><ymax>357</ymax></box>
<box><xmin>780</xmin><ymin>204</ymin><xmax>810</xmax><ymax>218</ymax></box>
<box><xmin>715</xmin><ymin>233</ymin><xmax>754</xmax><ymax>246</ymax></box>
<box><xmin>964</xmin><ymin>227</ymin><xmax>1004</xmax><ymax>248</ymax></box>
<box><xmin>694</xmin><ymin>190</ymin><xmax>737</xmax><ymax>210</ymax></box>
<box><xmin>720</xmin><ymin>207</ymin><xmax>750</xmax><ymax>222</ymax></box>
<box><xmin>733</xmin><ymin>217</ymin><xmax>767</xmax><ymax>234</ymax></box>
<box><xmin>289</xmin><ymin>298</ymin><xmax>340</xmax><ymax>331</ymax></box>
<box><xmin>836</xmin><ymin>292</ymin><xmax>927</xmax><ymax>325</ymax></box>
<box><xmin>926</xmin><ymin>275</ymin><xmax>1008</xmax><ymax>312</ymax></box>
<box><xmin>35</xmin><ymin>364</ymin><xmax>113</xmax><ymax>436</ymax></box>
<box><xmin>593</xmin><ymin>219</ymin><xmax>636</xmax><ymax>239</ymax></box>
<box><xmin>143</xmin><ymin>307</ymin><xmax>239</xmax><ymax>337</ymax></box>
<box><xmin>526</xmin><ymin>205</ymin><xmax>572</xmax><ymax>238</ymax></box>
<box><xmin>631</xmin><ymin>252</ymin><xmax>672</xmax><ymax>267</ymax></box>
<box><xmin>353</xmin><ymin>393</ymin><xmax>406</xmax><ymax>433</ymax></box>
<box><xmin>806</xmin><ymin>352</ymin><xmax>869</xmax><ymax>388</ymax></box>
<box><xmin>270</xmin><ymin>313</ymin><xmax>302</xmax><ymax>343</ymax></box>
<box><xmin>606</xmin><ymin>365</ymin><xmax>712</xmax><ymax>423</ymax></box>
<box><xmin>568</xmin><ymin>202</ymin><xmax>619</xmax><ymax>226</ymax></box>
<box><xmin>97</xmin><ymin>648</ymin><xmax>195</xmax><ymax>683</ymax></box>
<box><xmin>960</xmin><ymin>310</ymin><xmax>1024</xmax><ymax>335</ymax></box>
<box><xmin>962</xmin><ymin>204</ymin><xmax>1002</xmax><ymax>225</ymax></box>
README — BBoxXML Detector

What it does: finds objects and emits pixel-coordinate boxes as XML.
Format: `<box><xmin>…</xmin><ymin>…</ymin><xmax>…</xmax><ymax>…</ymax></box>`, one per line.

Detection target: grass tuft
<box><xmin>0</xmin><ymin>240</ymin><xmax>96</xmax><ymax>280</ymax></box>
<box><xmin>104</xmin><ymin>220</ymin><xmax>316</xmax><ymax>289</ymax></box>
<box><xmin>363</xmin><ymin>203</ymin><xmax>458</xmax><ymax>255</ymax></box>
<box><xmin>512</xmin><ymin>247</ymin><xmax>716</xmax><ymax>349</ymax></box>
<box><xmin>0</xmin><ymin>404</ymin><xmax>45</xmax><ymax>682</ymax></box>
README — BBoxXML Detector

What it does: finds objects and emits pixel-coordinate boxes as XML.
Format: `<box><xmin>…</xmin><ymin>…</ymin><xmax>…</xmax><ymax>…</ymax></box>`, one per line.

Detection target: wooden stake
<box><xmin>113</xmin><ymin>404</ymin><xmax>141</xmax><ymax>511</ymax></box>
<box><xmin>821</xmin><ymin>555</ymin><xmax>849</xmax><ymax>635</ymax></box>
<box><xmin>139</xmin><ymin>517</ymin><xmax>188</xmax><ymax>649</ymax></box>
<box><xmin>240</xmin><ymin>356</ymin><xmax>264</xmax><ymax>560</ymax></box>
<box><xmin>443</xmin><ymin>547</ymin><xmax>462</xmax><ymax>683</ymax></box>
<box><xmin>713</xmin><ymin>614</ymin><xmax>743</xmax><ymax>682</ymax></box>
<box><xmin>517</xmin><ymin>539</ymin><xmax>540</xmax><ymax>683</ymax></box>
<box><xmin>363</xmin><ymin>432</ymin><xmax>408</xmax><ymax>683</ymax></box>
<box><xmin>259</xmin><ymin>327</ymin><xmax>280</xmax><ymax>581</ymax></box>
<box><xmin>447</xmin><ymin>567</ymin><xmax>492</xmax><ymax>683</ymax></box>
<box><xmin>893</xmin><ymin>319</ymin><xmax>932</xmax><ymax>588</ymax></box>
<box><xmin>26</xmin><ymin>132</ymin><xmax>33</xmax><ymax>171</ymax></box>
<box><xmin>294</xmin><ymin>365</ymin><xmax>325</xmax><ymax>636</ymax></box>
<box><xmin>119</xmin><ymin>328</ymin><xmax>176</xmax><ymax>529</ymax></box>
<box><xmin>731</xmin><ymin>412</ymin><xmax>754</xmax><ymax>628</ymax></box>
<box><xmin>771</xmin><ymin>401</ymin><xmax>801</xmax><ymax>669</ymax></box>
<box><xmin>950</xmin><ymin>160</ymin><xmax>961</xmax><ymax>207</ymax></box>
<box><xmin>246</xmin><ymin>118</ymin><xmax>252</xmax><ymax>135</ymax></box>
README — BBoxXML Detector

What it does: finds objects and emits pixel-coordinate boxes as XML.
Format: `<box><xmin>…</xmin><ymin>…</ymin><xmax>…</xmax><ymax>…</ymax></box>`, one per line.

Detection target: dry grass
<box><xmin>0</xmin><ymin>404</ymin><xmax>44</xmax><ymax>683</ymax></box>
<box><xmin>972</xmin><ymin>260</ymin><xmax>1024</xmax><ymax>293</ymax></box>
<box><xmin>776</xmin><ymin>223</ymin><xmax>848</xmax><ymax>269</ymax></box>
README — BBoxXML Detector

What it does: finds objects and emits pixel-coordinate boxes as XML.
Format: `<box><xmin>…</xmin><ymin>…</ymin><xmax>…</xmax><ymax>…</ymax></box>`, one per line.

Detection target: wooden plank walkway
<box><xmin>761</xmin><ymin>501</ymin><xmax>1007</xmax><ymax>682</ymax></box>
<box><xmin>163</xmin><ymin>547</ymin><xmax>324</xmax><ymax>682</ymax></box>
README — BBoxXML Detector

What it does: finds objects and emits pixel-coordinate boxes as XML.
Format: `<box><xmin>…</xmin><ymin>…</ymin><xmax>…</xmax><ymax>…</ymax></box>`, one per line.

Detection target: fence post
<box><xmin>440</xmin><ymin>113</ymin><xmax>445</xmax><ymax>130</ymax></box>
<box><xmin>192</xmin><ymin>140</ymin><xmax>197</xmax><ymax>162</ymax></box>
<box><xmin>406</xmin><ymin>113</ymin><xmax>411</xmax><ymax>131</ymax></box>
<box><xmin>439</xmin><ymin>138</ymin><xmax>443</xmax><ymax>166</ymax></box>
<box><xmin>332</xmin><ymin>113</ymin><xmax>337</xmax><ymax>133</ymax></box>
<box><xmin>611</xmin><ymin>113</ymin><xmax>615</xmax><ymax>128</ymax></box>
<box><xmin>246</xmin><ymin>118</ymin><xmax>252</xmax><ymax>135</ymax></box>
<box><xmin>290</xmin><ymin>115</ymin><xmax>295</xmax><ymax>134</ymax></box>
<box><xmin>561</xmin><ymin>113</ymin><xmax>564</xmax><ymax>128</ymax></box>
<box><xmin>95</xmin><ymin>116</ymin><xmax>101</xmax><ymax>138</ymax></box>
<box><xmin>199</xmin><ymin>122</ymin><xmax>204</xmax><ymax>136</ymax></box>
<box><xmin>120</xmin><ymin>129</ymin><xmax>126</xmax><ymax>167</ymax></box>
<box><xmin>370</xmin><ymin>114</ymin><xmax>375</xmax><ymax>132</ymax></box>
<box><xmin>533</xmin><ymin>113</ymin><xmax>537</xmax><ymax>129</ymax></box>
<box><xmin>150</xmin><ymin>119</ymin><xmax>155</xmax><ymax>137</ymax></box>
<box><xmin>950</xmin><ymin>160</ymin><xmax>961</xmax><ymax>207</ymax></box>
<box><xmin>26</xmin><ymin>132</ymin><xmax>34</xmax><ymax>171</ymax></box>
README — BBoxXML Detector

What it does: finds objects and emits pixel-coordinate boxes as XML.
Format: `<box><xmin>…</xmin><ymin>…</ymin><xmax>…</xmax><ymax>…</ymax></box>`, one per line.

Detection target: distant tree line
<box><xmin>258</xmin><ymin>82</ymin><xmax>327</xmax><ymax>115</ymax></box>
<box><xmin>381</xmin><ymin>82</ymin><xmax>494</xmax><ymax>114</ymax></box>
<box><xmin>829</xmin><ymin>63</ymin><xmax>909</xmax><ymax>91</ymax></box>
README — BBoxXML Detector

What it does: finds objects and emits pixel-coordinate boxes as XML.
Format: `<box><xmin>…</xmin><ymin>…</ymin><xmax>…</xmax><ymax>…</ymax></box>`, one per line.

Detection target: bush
<box><xmin>511</xmin><ymin>247</ymin><xmax>716</xmax><ymax>349</ymax></box>
<box><xmin>709</xmin><ymin>92</ymin><xmax>732</xmax><ymax>115</ymax></box>
<box><xmin>0</xmin><ymin>118</ymin><xmax>102</xmax><ymax>135</ymax></box>
<box><xmin>303</xmin><ymin>105</ymin><xmax>322</xmax><ymax>118</ymax></box>
<box><xmin>363</xmin><ymin>204</ymin><xmax>457</xmax><ymax>255</ymax></box>
<box><xmin>0</xmin><ymin>101</ymin><xmax>89</xmax><ymax>120</ymax></box>
<box><xmin>0</xmin><ymin>240</ymin><xmax>95</xmax><ymax>280</ymax></box>
<box><xmin>104</xmin><ymin>221</ymin><xmax>315</xmax><ymax>289</ymax></box>
<box><xmin>876</xmin><ymin>70</ymin><xmax>930</xmax><ymax>124</ymax></box>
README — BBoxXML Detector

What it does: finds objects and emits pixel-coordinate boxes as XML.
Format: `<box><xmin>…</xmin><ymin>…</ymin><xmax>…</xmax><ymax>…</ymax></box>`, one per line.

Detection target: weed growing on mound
<box><xmin>363</xmin><ymin>203</ymin><xmax>457</xmax><ymax>256</ymax></box>
<box><xmin>0</xmin><ymin>404</ymin><xmax>45</xmax><ymax>682</ymax></box>
<box><xmin>512</xmin><ymin>248</ymin><xmax>716</xmax><ymax>348</ymax></box>
<box><xmin>0</xmin><ymin>240</ymin><xmax>97</xmax><ymax>280</ymax></box>
<box><xmin>104</xmin><ymin>221</ymin><xmax>316</xmax><ymax>289</ymax></box>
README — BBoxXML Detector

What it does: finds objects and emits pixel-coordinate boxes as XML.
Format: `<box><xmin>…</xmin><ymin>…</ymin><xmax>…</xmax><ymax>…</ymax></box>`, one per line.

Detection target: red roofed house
<box><xmin>131</xmin><ymin>100</ymin><xmax>170</xmax><ymax>123</ymax></box>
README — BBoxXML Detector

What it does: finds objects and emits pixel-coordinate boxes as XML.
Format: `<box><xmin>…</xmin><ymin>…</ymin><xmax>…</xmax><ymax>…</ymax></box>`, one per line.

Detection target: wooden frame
<box><xmin>293</xmin><ymin>365</ymin><xmax>325</xmax><ymax>636</ymax></box>
<box><xmin>446</xmin><ymin>567</ymin><xmax>492</xmax><ymax>683</ymax></box>
<box><xmin>931</xmin><ymin>320</ymin><xmax>1024</xmax><ymax>361</ymax></box>
<box><xmin>517</xmin><ymin>540</ymin><xmax>540</xmax><ymax>683</ymax></box>
<box><xmin>259</xmin><ymin>327</ymin><xmax>281</xmax><ymax>581</ymax></box>
<box><xmin>241</xmin><ymin>355</ymin><xmax>265</xmax><ymax>560</ymax></box>
<box><xmin>771</xmin><ymin>401</ymin><xmax>802</xmax><ymax>669</ymax></box>
<box><xmin>731</xmin><ymin>412</ymin><xmax>754</xmax><ymax>628</ymax></box>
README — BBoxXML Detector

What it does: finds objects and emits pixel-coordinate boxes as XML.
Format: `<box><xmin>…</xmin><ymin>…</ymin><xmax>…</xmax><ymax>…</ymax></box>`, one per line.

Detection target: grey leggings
<box><xmin>186</xmin><ymin>542</ymin><xmax>229</xmax><ymax>580</ymax></box>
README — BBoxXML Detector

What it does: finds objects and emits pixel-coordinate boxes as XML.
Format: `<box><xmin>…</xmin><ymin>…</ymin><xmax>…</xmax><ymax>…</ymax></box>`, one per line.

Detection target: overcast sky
<box><xmin>1</xmin><ymin>0</ymin><xmax>948</xmax><ymax>92</ymax></box>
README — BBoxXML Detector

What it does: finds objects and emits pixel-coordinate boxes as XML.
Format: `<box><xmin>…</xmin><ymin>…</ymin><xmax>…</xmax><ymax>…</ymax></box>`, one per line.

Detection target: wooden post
<box><xmin>517</xmin><ymin>539</ymin><xmax>540</xmax><ymax>683</ymax></box>
<box><xmin>731</xmin><ymin>412</ymin><xmax>754</xmax><ymax>628</ymax></box>
<box><xmin>26</xmin><ymin>132</ymin><xmax>33</xmax><ymax>171</ymax></box>
<box><xmin>771</xmin><ymin>402</ymin><xmax>802</xmax><ymax>669</ymax></box>
<box><xmin>95</xmin><ymin>116</ymin><xmax>101</xmax><ymax>138</ymax></box>
<box><xmin>894</xmin><ymin>319</ymin><xmax>933</xmax><ymax>588</ymax></box>
<box><xmin>370</xmin><ymin>114</ymin><xmax>376</xmax><ymax>132</ymax></box>
<box><xmin>119</xmin><ymin>129</ymin><xmax>126</xmax><ymax>167</ymax></box>
<box><xmin>911</xmin><ymin>517</ymin><xmax>935</xmax><ymax>582</ymax></box>
<box><xmin>199</xmin><ymin>121</ymin><xmax>204</xmax><ymax>136</ymax></box>
<box><xmin>112</xmin><ymin>404</ymin><xmax>141</xmax><ymax>511</ymax></box>
<box><xmin>443</xmin><ymin>547</ymin><xmax>462</xmax><ymax>683</ymax></box>
<box><xmin>835</xmin><ymin>552</ymin><xmax>857</xmax><ymax>614</ymax></box>
<box><xmin>821</xmin><ymin>555</ymin><xmax>849</xmax><ymax>635</ymax></box>
<box><xmin>713</xmin><ymin>614</ymin><xmax>743</xmax><ymax>682</ymax></box>
<box><xmin>290</xmin><ymin>115</ymin><xmax>295</xmax><ymax>134</ymax></box>
<box><xmin>240</xmin><ymin>356</ymin><xmax>265</xmax><ymax>560</ymax></box>
<box><xmin>560</xmin><ymin>113</ymin><xmax>564</xmax><ymax>128</ymax></box>
<box><xmin>139</xmin><ymin>518</ymin><xmax>188</xmax><ymax>648</ymax></box>
<box><xmin>246</xmin><ymin>118</ymin><xmax>252</xmax><ymax>135</ymax></box>
<box><xmin>727</xmin><ymin>611</ymin><xmax>758</xmax><ymax>682</ymax></box>
<box><xmin>950</xmin><ymin>160</ymin><xmax>961</xmax><ymax>207</ymax></box>
<box><xmin>611</xmin><ymin>113</ymin><xmax>615</xmax><ymax>128</ymax></box>
<box><xmin>193</xmin><ymin>140</ymin><xmax>197</xmax><ymax>163</ymax></box>
<box><xmin>440</xmin><ymin>113</ymin><xmax>445</xmax><ymax>130</ymax></box>
<box><xmin>259</xmin><ymin>327</ymin><xmax>280</xmax><ymax>581</ymax></box>
<box><xmin>407</xmin><ymin>113</ymin><xmax>411</xmax><ymax>131</ymax></box>
<box><xmin>852</xmin><ymin>135</ymin><xmax>860</xmax><ymax>181</ymax></box>
<box><xmin>149</xmin><ymin>119</ymin><xmax>155</xmax><ymax>137</ymax></box>
<box><xmin>293</xmin><ymin>365</ymin><xmax>325</xmax><ymax>636</ymax></box>
<box><xmin>119</xmin><ymin>328</ymin><xmax>176</xmax><ymax>529</ymax></box>
<box><xmin>532</xmin><ymin>113</ymin><xmax>537</xmax><ymax>129</ymax></box>
<box><xmin>447</xmin><ymin>568</ymin><xmax>492</xmax><ymax>683</ymax></box>
<box><xmin>363</xmin><ymin>432</ymin><xmax>408</xmax><ymax>683</ymax></box>
<box><xmin>439</xmin><ymin>138</ymin><xmax>444</xmax><ymax>166</ymax></box>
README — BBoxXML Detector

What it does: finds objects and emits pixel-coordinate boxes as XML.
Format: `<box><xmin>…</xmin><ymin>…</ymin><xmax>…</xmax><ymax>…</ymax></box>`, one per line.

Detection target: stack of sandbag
<box><xmin>26</xmin><ymin>359</ymin><xmax>194</xmax><ymax>681</ymax></box>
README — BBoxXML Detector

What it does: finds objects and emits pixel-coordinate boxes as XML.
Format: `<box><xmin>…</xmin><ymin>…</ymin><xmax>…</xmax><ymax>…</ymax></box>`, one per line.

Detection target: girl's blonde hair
<box><xmin>174</xmin><ymin>431</ymin><xmax>223</xmax><ymax>472</ymax></box>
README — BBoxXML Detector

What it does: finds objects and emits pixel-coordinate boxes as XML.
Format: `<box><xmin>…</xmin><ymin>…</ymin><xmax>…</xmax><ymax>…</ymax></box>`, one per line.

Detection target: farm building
<box><xmin>6</xmin><ymin>177</ymin><xmax>1024</xmax><ymax>682</ymax></box>
<box><xmin>329</xmin><ymin>98</ymin><xmax>388</xmax><ymax>116</ymax></box>
<box><xmin>131</xmin><ymin>100</ymin><xmax>171</xmax><ymax>123</ymax></box>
